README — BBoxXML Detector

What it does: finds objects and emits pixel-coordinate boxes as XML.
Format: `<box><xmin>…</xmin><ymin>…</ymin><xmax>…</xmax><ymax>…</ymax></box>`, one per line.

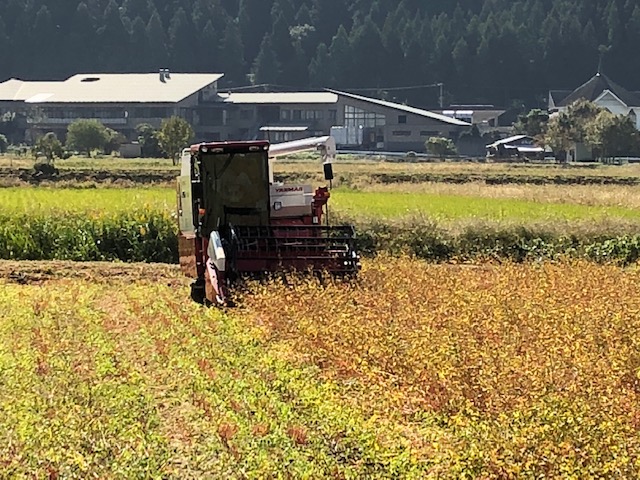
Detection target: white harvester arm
<box><xmin>267</xmin><ymin>136</ymin><xmax>336</xmax><ymax>183</ymax></box>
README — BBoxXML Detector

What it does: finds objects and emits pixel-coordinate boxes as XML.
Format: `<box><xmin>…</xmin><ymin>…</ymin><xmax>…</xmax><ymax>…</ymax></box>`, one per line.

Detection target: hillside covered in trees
<box><xmin>1</xmin><ymin>0</ymin><xmax>639</xmax><ymax>109</ymax></box>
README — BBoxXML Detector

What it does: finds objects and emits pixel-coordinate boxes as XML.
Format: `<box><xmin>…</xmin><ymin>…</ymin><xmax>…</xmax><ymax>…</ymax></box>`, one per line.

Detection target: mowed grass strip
<box><xmin>3</xmin><ymin>186</ymin><xmax>640</xmax><ymax>263</ymax></box>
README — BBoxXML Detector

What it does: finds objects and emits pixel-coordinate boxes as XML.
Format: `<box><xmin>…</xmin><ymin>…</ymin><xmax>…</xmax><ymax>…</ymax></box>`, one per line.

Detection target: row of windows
<box><xmin>281</xmin><ymin>109</ymin><xmax>337</xmax><ymax>121</ymax></box>
<box><xmin>133</xmin><ymin>107</ymin><xmax>169</xmax><ymax>118</ymax></box>
<box><xmin>392</xmin><ymin>130</ymin><xmax>442</xmax><ymax>137</ymax></box>
<box><xmin>345</xmin><ymin>105</ymin><xmax>386</xmax><ymax>127</ymax></box>
<box><xmin>270</xmin><ymin>131</ymin><xmax>297</xmax><ymax>142</ymax></box>
<box><xmin>43</xmin><ymin>107</ymin><xmax>125</xmax><ymax>118</ymax></box>
<box><xmin>41</xmin><ymin>107</ymin><xmax>171</xmax><ymax>119</ymax></box>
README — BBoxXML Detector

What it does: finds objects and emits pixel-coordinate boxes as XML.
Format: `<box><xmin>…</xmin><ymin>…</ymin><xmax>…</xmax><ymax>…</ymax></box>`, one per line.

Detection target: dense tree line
<box><xmin>2</xmin><ymin>0</ymin><xmax>640</xmax><ymax>108</ymax></box>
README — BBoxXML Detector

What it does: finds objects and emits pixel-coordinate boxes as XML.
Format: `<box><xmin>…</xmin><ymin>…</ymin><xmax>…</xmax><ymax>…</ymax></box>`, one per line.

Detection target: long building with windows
<box><xmin>0</xmin><ymin>71</ymin><xmax>470</xmax><ymax>152</ymax></box>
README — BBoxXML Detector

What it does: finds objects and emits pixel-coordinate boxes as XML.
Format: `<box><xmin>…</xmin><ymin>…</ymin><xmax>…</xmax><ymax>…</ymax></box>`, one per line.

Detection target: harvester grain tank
<box><xmin>177</xmin><ymin>136</ymin><xmax>360</xmax><ymax>305</ymax></box>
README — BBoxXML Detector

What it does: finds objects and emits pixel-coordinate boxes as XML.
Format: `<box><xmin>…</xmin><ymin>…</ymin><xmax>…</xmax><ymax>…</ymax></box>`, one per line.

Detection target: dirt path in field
<box><xmin>4</xmin><ymin>166</ymin><xmax>640</xmax><ymax>187</ymax></box>
<box><xmin>0</xmin><ymin>260</ymin><xmax>187</xmax><ymax>286</ymax></box>
<box><xmin>0</xmin><ymin>168</ymin><xmax>177</xmax><ymax>187</ymax></box>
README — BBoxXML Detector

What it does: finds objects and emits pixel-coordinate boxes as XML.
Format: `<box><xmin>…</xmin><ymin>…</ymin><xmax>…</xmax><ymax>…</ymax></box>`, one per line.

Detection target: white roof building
<box><xmin>0</xmin><ymin>72</ymin><xmax>223</xmax><ymax>104</ymax></box>
<box><xmin>0</xmin><ymin>71</ymin><xmax>471</xmax><ymax>152</ymax></box>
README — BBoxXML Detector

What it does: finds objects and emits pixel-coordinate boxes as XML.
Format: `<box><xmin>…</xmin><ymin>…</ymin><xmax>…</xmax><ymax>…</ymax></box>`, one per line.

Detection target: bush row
<box><xmin>354</xmin><ymin>219</ymin><xmax>640</xmax><ymax>265</ymax></box>
<box><xmin>1</xmin><ymin>211</ymin><xmax>640</xmax><ymax>265</ymax></box>
<box><xmin>0</xmin><ymin>211</ymin><xmax>178</xmax><ymax>263</ymax></box>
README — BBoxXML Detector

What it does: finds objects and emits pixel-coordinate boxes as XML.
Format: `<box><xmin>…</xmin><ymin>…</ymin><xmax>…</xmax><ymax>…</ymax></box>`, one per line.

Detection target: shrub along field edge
<box><xmin>0</xmin><ymin>211</ymin><xmax>178</xmax><ymax>263</ymax></box>
<box><xmin>2</xmin><ymin>211</ymin><xmax>640</xmax><ymax>264</ymax></box>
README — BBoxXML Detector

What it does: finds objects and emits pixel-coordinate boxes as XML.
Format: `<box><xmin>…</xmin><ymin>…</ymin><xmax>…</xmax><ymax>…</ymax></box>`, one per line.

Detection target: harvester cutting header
<box><xmin>177</xmin><ymin>136</ymin><xmax>360</xmax><ymax>305</ymax></box>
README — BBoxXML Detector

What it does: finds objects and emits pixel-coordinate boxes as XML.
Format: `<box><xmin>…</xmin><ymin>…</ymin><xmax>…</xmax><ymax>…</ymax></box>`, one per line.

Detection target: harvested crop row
<box><xmin>2</xmin><ymin>257</ymin><xmax>640</xmax><ymax>477</ymax></box>
<box><xmin>239</xmin><ymin>257</ymin><xmax>640</xmax><ymax>477</ymax></box>
<box><xmin>0</xmin><ymin>272</ymin><xmax>416</xmax><ymax>478</ymax></box>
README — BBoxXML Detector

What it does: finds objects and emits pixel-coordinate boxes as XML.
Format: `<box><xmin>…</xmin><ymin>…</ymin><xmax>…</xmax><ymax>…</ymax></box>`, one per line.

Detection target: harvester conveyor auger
<box><xmin>176</xmin><ymin>136</ymin><xmax>360</xmax><ymax>306</ymax></box>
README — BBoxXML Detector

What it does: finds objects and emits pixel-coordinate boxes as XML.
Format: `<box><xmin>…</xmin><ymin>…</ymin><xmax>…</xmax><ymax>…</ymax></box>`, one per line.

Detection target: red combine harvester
<box><xmin>177</xmin><ymin>136</ymin><xmax>360</xmax><ymax>305</ymax></box>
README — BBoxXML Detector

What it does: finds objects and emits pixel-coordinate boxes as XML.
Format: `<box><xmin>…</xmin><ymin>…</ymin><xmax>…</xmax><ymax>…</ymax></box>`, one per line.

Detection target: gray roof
<box><xmin>557</xmin><ymin>73</ymin><xmax>640</xmax><ymax>107</ymax></box>
<box><xmin>222</xmin><ymin>92</ymin><xmax>338</xmax><ymax>104</ymax></box>
<box><xmin>0</xmin><ymin>73</ymin><xmax>223</xmax><ymax>103</ymax></box>
<box><xmin>327</xmin><ymin>89</ymin><xmax>471</xmax><ymax>126</ymax></box>
<box><xmin>549</xmin><ymin>90</ymin><xmax>572</xmax><ymax>107</ymax></box>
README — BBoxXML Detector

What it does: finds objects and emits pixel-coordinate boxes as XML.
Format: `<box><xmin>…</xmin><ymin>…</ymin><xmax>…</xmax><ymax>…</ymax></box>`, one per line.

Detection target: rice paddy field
<box><xmin>3</xmin><ymin>157</ymin><xmax>640</xmax><ymax>477</ymax></box>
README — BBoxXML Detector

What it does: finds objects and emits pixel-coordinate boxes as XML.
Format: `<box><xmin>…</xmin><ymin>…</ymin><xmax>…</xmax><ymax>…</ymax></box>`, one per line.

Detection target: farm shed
<box><xmin>486</xmin><ymin>135</ymin><xmax>544</xmax><ymax>161</ymax></box>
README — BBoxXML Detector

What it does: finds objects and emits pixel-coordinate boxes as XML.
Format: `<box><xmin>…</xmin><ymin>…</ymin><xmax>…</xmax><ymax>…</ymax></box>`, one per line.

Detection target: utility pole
<box><xmin>438</xmin><ymin>83</ymin><xmax>444</xmax><ymax>109</ymax></box>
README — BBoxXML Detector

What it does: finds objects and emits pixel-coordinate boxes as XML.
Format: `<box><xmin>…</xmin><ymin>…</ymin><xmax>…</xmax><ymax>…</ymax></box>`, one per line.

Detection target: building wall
<box><xmin>23</xmin><ymin>101</ymin><xmax>186</xmax><ymax>142</ymax></box>
<box><xmin>335</xmin><ymin>96</ymin><xmax>465</xmax><ymax>151</ymax></box>
<box><xmin>5</xmin><ymin>86</ymin><xmax>468</xmax><ymax>152</ymax></box>
<box><xmin>194</xmin><ymin>102</ymin><xmax>340</xmax><ymax>142</ymax></box>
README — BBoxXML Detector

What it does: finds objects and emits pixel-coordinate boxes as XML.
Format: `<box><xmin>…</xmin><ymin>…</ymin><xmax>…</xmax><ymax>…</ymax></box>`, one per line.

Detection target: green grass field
<box><xmin>0</xmin><ymin>187</ymin><xmax>173</xmax><ymax>215</ymax></box>
<box><xmin>2</xmin><ymin>186</ymin><xmax>639</xmax><ymax>224</ymax></box>
<box><xmin>331</xmin><ymin>188</ymin><xmax>640</xmax><ymax>222</ymax></box>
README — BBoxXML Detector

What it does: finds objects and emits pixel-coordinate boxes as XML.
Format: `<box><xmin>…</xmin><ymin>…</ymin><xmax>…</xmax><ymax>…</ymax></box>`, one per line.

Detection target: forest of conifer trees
<box><xmin>1</xmin><ymin>0</ymin><xmax>639</xmax><ymax>108</ymax></box>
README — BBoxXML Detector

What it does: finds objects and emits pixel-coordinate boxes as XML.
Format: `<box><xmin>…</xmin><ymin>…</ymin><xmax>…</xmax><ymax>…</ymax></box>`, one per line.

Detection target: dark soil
<box><xmin>0</xmin><ymin>260</ymin><xmax>185</xmax><ymax>286</ymax></box>
<box><xmin>0</xmin><ymin>168</ymin><xmax>178</xmax><ymax>186</ymax></box>
<box><xmin>3</xmin><ymin>167</ymin><xmax>640</xmax><ymax>187</ymax></box>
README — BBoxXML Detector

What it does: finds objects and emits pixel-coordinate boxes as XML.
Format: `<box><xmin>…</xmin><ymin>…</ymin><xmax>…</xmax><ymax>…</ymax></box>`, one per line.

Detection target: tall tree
<box><xmin>327</xmin><ymin>25</ymin><xmax>352</xmax><ymax>87</ymax></box>
<box><xmin>219</xmin><ymin>21</ymin><xmax>246</xmax><ymax>86</ymax></box>
<box><xmin>168</xmin><ymin>8</ymin><xmax>195</xmax><ymax>70</ymax></box>
<box><xmin>33</xmin><ymin>7</ymin><xmax>60</xmax><ymax>76</ymax></box>
<box><xmin>63</xmin><ymin>2</ymin><xmax>98</xmax><ymax>74</ymax></box>
<box><xmin>252</xmin><ymin>33</ymin><xmax>280</xmax><ymax>85</ymax></box>
<box><xmin>310</xmin><ymin>0</ymin><xmax>350</xmax><ymax>42</ymax></box>
<box><xmin>0</xmin><ymin>18</ymin><xmax>10</xmax><ymax>76</ymax></box>
<box><xmin>271</xmin><ymin>0</ymin><xmax>295</xmax><ymax>24</ymax></box>
<box><xmin>270</xmin><ymin>11</ymin><xmax>294</xmax><ymax>85</ymax></box>
<box><xmin>122</xmin><ymin>0</ymin><xmax>151</xmax><ymax>23</ymax></box>
<box><xmin>238</xmin><ymin>0</ymin><xmax>274</xmax><ymax>64</ymax></box>
<box><xmin>309</xmin><ymin>43</ymin><xmax>332</xmax><ymax>87</ymax></box>
<box><xmin>199</xmin><ymin>20</ymin><xmax>221</xmax><ymax>71</ymax></box>
<box><xmin>349</xmin><ymin>16</ymin><xmax>385</xmax><ymax>88</ymax></box>
<box><xmin>97</xmin><ymin>0</ymin><xmax>131</xmax><ymax>71</ymax></box>
<box><xmin>130</xmin><ymin>16</ymin><xmax>150</xmax><ymax>71</ymax></box>
<box><xmin>145</xmin><ymin>10</ymin><xmax>169</xmax><ymax>70</ymax></box>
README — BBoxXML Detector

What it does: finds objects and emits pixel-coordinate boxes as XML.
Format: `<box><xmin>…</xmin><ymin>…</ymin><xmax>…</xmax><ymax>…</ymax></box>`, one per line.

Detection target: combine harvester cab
<box><xmin>177</xmin><ymin>136</ymin><xmax>360</xmax><ymax>306</ymax></box>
